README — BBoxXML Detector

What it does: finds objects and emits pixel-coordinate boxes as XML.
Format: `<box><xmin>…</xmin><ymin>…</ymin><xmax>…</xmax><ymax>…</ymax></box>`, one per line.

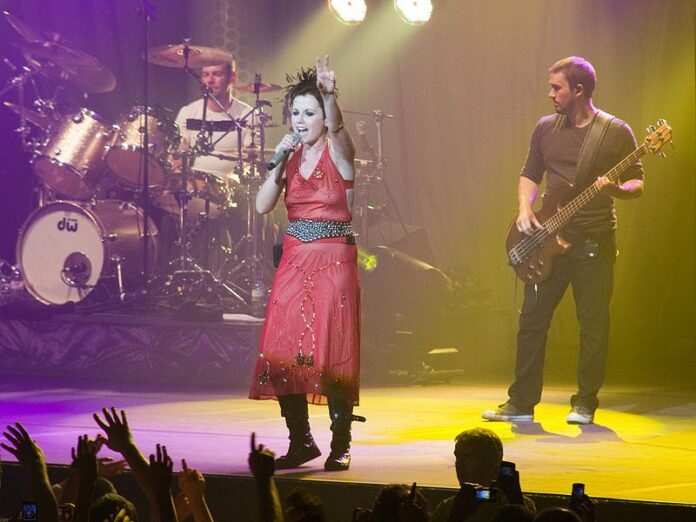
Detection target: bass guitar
<box><xmin>506</xmin><ymin>119</ymin><xmax>672</xmax><ymax>285</ymax></box>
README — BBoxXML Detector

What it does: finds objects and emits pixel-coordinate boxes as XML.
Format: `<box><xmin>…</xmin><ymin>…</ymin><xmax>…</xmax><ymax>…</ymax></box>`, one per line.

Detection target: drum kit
<box><xmin>1</xmin><ymin>11</ymin><xmax>282</xmax><ymax>313</ymax></box>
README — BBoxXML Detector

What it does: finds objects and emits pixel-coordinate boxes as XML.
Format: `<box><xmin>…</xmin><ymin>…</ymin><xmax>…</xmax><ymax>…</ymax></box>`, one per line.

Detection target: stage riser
<box><xmin>1</xmin><ymin>465</ymin><xmax>693</xmax><ymax>522</ymax></box>
<box><xmin>0</xmin><ymin>315</ymin><xmax>261</xmax><ymax>387</ymax></box>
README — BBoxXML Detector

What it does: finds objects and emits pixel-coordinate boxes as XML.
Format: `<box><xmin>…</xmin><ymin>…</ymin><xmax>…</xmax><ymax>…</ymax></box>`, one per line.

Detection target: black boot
<box><xmin>324</xmin><ymin>398</ymin><xmax>364</xmax><ymax>471</ymax></box>
<box><xmin>275</xmin><ymin>394</ymin><xmax>321</xmax><ymax>469</ymax></box>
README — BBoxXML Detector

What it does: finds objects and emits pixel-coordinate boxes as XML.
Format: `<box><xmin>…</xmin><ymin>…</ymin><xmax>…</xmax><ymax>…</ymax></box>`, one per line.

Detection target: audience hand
<box><xmin>93</xmin><ymin>408</ymin><xmax>135</xmax><ymax>454</ymax></box>
<box><xmin>148</xmin><ymin>443</ymin><xmax>174</xmax><ymax>493</ymax></box>
<box><xmin>248</xmin><ymin>432</ymin><xmax>275</xmax><ymax>479</ymax></box>
<box><xmin>569</xmin><ymin>493</ymin><xmax>597</xmax><ymax>522</ymax></box>
<box><xmin>71</xmin><ymin>434</ymin><xmax>98</xmax><ymax>485</ymax></box>
<box><xmin>178</xmin><ymin>458</ymin><xmax>206</xmax><ymax>502</ymax></box>
<box><xmin>448</xmin><ymin>483</ymin><xmax>479</xmax><ymax>522</ymax></box>
<box><xmin>1</xmin><ymin>422</ymin><xmax>46</xmax><ymax>469</ymax></box>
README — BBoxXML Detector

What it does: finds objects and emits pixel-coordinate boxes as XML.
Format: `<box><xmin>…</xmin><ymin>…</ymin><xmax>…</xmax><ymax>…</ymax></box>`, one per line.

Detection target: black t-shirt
<box><xmin>520</xmin><ymin>112</ymin><xmax>644</xmax><ymax>236</ymax></box>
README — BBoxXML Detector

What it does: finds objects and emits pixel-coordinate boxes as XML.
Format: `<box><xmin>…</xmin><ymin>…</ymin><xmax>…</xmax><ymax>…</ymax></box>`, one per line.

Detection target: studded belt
<box><xmin>286</xmin><ymin>219</ymin><xmax>353</xmax><ymax>243</ymax></box>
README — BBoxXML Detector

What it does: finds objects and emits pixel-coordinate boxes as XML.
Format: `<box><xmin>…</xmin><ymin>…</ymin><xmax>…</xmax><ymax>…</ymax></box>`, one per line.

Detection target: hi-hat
<box><xmin>147</xmin><ymin>44</ymin><xmax>234</xmax><ymax>68</ymax></box>
<box><xmin>236</xmin><ymin>82</ymin><xmax>282</xmax><ymax>93</ymax></box>
<box><xmin>3</xmin><ymin>101</ymin><xmax>54</xmax><ymax>130</ymax></box>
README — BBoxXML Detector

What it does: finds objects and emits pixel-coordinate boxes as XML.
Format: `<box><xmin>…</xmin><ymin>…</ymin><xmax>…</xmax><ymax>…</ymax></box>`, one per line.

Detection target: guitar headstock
<box><xmin>643</xmin><ymin>119</ymin><xmax>672</xmax><ymax>157</ymax></box>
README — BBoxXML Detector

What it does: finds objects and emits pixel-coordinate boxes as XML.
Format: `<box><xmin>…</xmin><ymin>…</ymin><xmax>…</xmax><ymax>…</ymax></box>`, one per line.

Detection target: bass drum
<box><xmin>17</xmin><ymin>200</ymin><xmax>160</xmax><ymax>305</ymax></box>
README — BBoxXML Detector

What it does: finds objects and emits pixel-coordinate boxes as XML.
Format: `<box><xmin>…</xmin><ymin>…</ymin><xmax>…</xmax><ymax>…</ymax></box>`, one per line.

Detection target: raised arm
<box><xmin>1</xmin><ymin>423</ymin><xmax>59</xmax><ymax>522</ymax></box>
<box><xmin>315</xmin><ymin>55</ymin><xmax>355</xmax><ymax>174</ymax></box>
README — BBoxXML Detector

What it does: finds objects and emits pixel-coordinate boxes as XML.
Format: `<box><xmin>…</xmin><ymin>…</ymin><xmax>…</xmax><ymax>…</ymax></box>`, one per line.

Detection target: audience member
<box><xmin>431</xmin><ymin>427</ymin><xmax>535</xmax><ymax>522</ymax></box>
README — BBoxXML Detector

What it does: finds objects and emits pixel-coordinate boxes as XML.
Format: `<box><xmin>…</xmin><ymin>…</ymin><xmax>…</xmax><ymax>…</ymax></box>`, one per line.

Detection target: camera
<box><xmin>571</xmin><ymin>482</ymin><xmax>585</xmax><ymax>500</ymax></box>
<box><xmin>474</xmin><ymin>486</ymin><xmax>498</xmax><ymax>503</ymax></box>
<box><xmin>500</xmin><ymin>460</ymin><xmax>516</xmax><ymax>478</ymax></box>
<box><xmin>22</xmin><ymin>502</ymin><xmax>38</xmax><ymax>522</ymax></box>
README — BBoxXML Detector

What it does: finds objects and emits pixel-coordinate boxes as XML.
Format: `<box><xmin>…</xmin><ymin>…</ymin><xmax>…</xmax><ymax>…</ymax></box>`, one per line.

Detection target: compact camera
<box><xmin>474</xmin><ymin>486</ymin><xmax>498</xmax><ymax>503</ymax></box>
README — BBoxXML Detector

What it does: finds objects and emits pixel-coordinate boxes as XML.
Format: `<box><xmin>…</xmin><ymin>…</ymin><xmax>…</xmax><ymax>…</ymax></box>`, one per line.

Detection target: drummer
<box><xmin>174</xmin><ymin>58</ymin><xmax>253</xmax><ymax>179</ymax></box>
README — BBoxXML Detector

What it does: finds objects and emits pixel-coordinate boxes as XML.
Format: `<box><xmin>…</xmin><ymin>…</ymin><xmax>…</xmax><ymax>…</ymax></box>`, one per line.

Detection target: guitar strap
<box><xmin>574</xmin><ymin>109</ymin><xmax>615</xmax><ymax>187</ymax></box>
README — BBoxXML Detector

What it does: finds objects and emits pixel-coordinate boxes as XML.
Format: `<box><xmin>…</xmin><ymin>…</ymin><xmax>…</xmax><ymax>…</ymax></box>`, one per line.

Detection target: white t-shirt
<box><xmin>175</xmin><ymin>97</ymin><xmax>253</xmax><ymax>178</ymax></box>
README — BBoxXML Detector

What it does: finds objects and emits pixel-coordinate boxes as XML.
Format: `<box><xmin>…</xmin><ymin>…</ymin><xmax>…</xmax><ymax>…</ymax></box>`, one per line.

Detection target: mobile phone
<box><xmin>571</xmin><ymin>482</ymin><xmax>585</xmax><ymax>500</ymax></box>
<box><xmin>500</xmin><ymin>460</ymin><xmax>516</xmax><ymax>477</ymax></box>
<box><xmin>474</xmin><ymin>486</ymin><xmax>498</xmax><ymax>503</ymax></box>
<box><xmin>22</xmin><ymin>501</ymin><xmax>38</xmax><ymax>522</ymax></box>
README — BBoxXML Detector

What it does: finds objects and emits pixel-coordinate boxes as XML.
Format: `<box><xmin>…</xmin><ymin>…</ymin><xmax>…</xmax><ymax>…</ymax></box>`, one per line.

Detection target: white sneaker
<box><xmin>481</xmin><ymin>401</ymin><xmax>534</xmax><ymax>422</ymax></box>
<box><xmin>566</xmin><ymin>405</ymin><xmax>594</xmax><ymax>425</ymax></box>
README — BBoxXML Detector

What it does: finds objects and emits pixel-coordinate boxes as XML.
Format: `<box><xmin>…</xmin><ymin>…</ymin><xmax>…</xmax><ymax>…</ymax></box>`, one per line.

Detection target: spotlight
<box><xmin>393</xmin><ymin>0</ymin><xmax>433</xmax><ymax>25</ymax></box>
<box><xmin>328</xmin><ymin>0</ymin><xmax>367</xmax><ymax>25</ymax></box>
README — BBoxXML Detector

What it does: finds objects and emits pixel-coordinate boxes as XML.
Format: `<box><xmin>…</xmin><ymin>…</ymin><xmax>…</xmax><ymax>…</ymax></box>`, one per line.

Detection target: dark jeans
<box><xmin>508</xmin><ymin>233</ymin><xmax>617</xmax><ymax>412</ymax></box>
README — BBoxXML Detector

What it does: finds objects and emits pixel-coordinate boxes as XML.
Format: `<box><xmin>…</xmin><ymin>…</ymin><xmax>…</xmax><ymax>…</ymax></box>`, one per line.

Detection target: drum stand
<box><xmin>149</xmin><ymin>147</ymin><xmax>248</xmax><ymax>308</ymax></box>
<box><xmin>216</xmin><ymin>81</ymin><xmax>276</xmax><ymax>315</ymax></box>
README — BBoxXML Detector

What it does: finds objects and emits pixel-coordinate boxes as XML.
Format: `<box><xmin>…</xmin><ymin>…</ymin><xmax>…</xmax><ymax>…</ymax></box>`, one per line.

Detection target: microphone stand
<box><xmin>138</xmin><ymin>0</ymin><xmax>154</xmax><ymax>290</ymax></box>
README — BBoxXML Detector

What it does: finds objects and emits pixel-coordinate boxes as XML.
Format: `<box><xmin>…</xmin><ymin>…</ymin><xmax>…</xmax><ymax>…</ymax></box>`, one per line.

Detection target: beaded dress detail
<box><xmin>249</xmin><ymin>144</ymin><xmax>359</xmax><ymax>406</ymax></box>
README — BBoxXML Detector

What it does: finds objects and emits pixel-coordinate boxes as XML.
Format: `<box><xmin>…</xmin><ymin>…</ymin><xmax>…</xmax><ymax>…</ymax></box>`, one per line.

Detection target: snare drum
<box><xmin>105</xmin><ymin>106</ymin><xmax>179</xmax><ymax>189</ymax></box>
<box><xmin>16</xmin><ymin>200</ymin><xmax>160</xmax><ymax>305</ymax></box>
<box><xmin>33</xmin><ymin>109</ymin><xmax>111</xmax><ymax>199</ymax></box>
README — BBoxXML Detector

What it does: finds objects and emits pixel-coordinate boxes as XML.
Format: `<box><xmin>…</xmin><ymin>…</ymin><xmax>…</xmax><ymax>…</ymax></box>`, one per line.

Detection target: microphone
<box><xmin>267</xmin><ymin>132</ymin><xmax>301</xmax><ymax>170</ymax></box>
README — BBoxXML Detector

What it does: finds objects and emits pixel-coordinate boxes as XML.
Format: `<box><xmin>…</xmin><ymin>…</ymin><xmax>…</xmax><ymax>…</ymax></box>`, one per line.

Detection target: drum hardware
<box><xmin>145</xmin><ymin>41</ymin><xmax>281</xmax><ymax>312</ymax></box>
<box><xmin>146</xmin><ymin>147</ymin><xmax>248</xmax><ymax>308</ymax></box>
<box><xmin>344</xmin><ymin>108</ymin><xmax>406</xmax><ymax>247</ymax></box>
<box><xmin>235</xmin><ymin>81</ymin><xmax>282</xmax><ymax>93</ymax></box>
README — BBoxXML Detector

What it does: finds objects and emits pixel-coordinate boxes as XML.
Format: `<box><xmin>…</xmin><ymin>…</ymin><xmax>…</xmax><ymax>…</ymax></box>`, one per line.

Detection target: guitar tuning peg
<box><xmin>646</xmin><ymin>125</ymin><xmax>655</xmax><ymax>133</ymax></box>
<box><xmin>658</xmin><ymin>151</ymin><xmax>667</xmax><ymax>158</ymax></box>
<box><xmin>657</xmin><ymin>118</ymin><xmax>666</xmax><ymax>125</ymax></box>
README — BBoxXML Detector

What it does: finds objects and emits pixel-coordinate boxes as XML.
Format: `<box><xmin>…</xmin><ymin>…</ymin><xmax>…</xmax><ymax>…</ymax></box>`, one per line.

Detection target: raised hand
<box><xmin>315</xmin><ymin>55</ymin><xmax>336</xmax><ymax>95</ymax></box>
<box><xmin>93</xmin><ymin>408</ymin><xmax>134</xmax><ymax>453</ymax></box>
<box><xmin>71</xmin><ymin>434</ymin><xmax>98</xmax><ymax>485</ymax></box>
<box><xmin>248</xmin><ymin>432</ymin><xmax>275</xmax><ymax>479</ymax></box>
<box><xmin>97</xmin><ymin>456</ymin><xmax>128</xmax><ymax>477</ymax></box>
<box><xmin>148</xmin><ymin>443</ymin><xmax>174</xmax><ymax>492</ymax></box>
<box><xmin>1</xmin><ymin>422</ymin><xmax>46</xmax><ymax>469</ymax></box>
<box><xmin>178</xmin><ymin>458</ymin><xmax>206</xmax><ymax>502</ymax></box>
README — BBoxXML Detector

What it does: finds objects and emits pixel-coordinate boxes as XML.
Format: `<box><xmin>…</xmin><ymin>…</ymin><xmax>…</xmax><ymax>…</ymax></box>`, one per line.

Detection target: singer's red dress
<box><xmin>248</xmin><ymin>144</ymin><xmax>360</xmax><ymax>405</ymax></box>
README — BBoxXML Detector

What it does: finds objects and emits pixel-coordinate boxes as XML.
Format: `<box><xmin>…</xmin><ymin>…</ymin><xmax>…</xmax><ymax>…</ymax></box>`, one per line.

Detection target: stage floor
<box><xmin>1</xmin><ymin>380</ymin><xmax>694</xmax><ymax>505</ymax></box>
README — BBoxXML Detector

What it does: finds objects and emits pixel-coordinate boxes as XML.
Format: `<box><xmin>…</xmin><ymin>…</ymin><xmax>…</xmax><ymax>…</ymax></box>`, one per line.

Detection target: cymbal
<box><xmin>15</xmin><ymin>40</ymin><xmax>100</xmax><ymax>67</ymax></box>
<box><xmin>2</xmin><ymin>10</ymin><xmax>42</xmax><ymax>42</ymax></box>
<box><xmin>236</xmin><ymin>82</ymin><xmax>282</xmax><ymax>93</ymax></box>
<box><xmin>147</xmin><ymin>44</ymin><xmax>234</xmax><ymax>68</ymax></box>
<box><xmin>44</xmin><ymin>62</ymin><xmax>117</xmax><ymax>93</ymax></box>
<box><xmin>3</xmin><ymin>101</ymin><xmax>53</xmax><ymax>130</ymax></box>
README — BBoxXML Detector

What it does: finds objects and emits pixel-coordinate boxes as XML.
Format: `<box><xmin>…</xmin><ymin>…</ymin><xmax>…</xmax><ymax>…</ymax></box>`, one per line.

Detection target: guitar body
<box><xmin>506</xmin><ymin>187</ymin><xmax>573</xmax><ymax>285</ymax></box>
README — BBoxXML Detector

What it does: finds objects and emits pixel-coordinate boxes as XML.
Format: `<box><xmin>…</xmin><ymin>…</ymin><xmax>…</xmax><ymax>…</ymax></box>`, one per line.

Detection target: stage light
<box><xmin>328</xmin><ymin>0</ymin><xmax>367</xmax><ymax>25</ymax></box>
<box><xmin>393</xmin><ymin>0</ymin><xmax>433</xmax><ymax>25</ymax></box>
<box><xmin>358</xmin><ymin>247</ymin><xmax>378</xmax><ymax>272</ymax></box>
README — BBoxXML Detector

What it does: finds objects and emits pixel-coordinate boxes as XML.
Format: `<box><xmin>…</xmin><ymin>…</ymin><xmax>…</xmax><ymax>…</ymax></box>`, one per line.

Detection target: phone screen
<box><xmin>22</xmin><ymin>502</ymin><xmax>38</xmax><ymax>522</ymax></box>
<box><xmin>571</xmin><ymin>482</ymin><xmax>585</xmax><ymax>499</ymax></box>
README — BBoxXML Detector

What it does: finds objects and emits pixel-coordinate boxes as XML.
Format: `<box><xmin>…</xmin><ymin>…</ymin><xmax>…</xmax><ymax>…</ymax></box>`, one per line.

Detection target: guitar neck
<box><xmin>544</xmin><ymin>144</ymin><xmax>646</xmax><ymax>233</ymax></box>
